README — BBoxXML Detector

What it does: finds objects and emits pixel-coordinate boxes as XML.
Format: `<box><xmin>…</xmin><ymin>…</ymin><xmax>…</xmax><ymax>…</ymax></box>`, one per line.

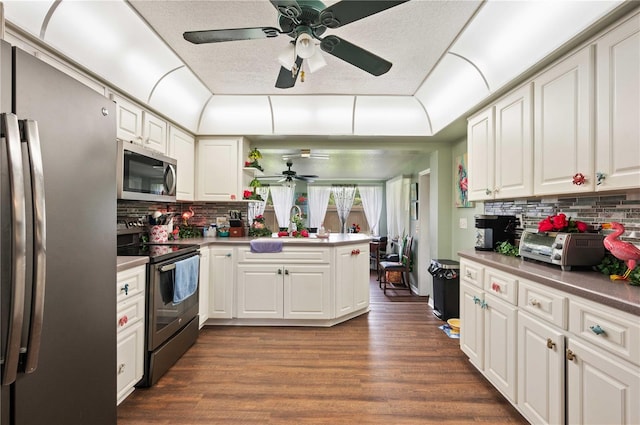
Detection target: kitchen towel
<box><xmin>250</xmin><ymin>239</ymin><xmax>283</xmax><ymax>253</ymax></box>
<box><xmin>173</xmin><ymin>255</ymin><xmax>200</xmax><ymax>304</ymax></box>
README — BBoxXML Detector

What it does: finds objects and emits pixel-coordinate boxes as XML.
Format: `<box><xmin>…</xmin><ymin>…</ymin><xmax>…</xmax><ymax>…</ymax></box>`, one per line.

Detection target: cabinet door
<box><xmin>353</xmin><ymin>246</ymin><xmax>370</xmax><ymax>310</ymax></box>
<box><xmin>484</xmin><ymin>294</ymin><xmax>518</xmax><ymax>403</ymax></box>
<box><xmin>142</xmin><ymin>111</ymin><xmax>167</xmax><ymax>154</ymax></box>
<box><xmin>236</xmin><ymin>264</ymin><xmax>283</xmax><ymax>319</ymax></box>
<box><xmin>567</xmin><ymin>338</ymin><xmax>640</xmax><ymax>425</ymax></box>
<box><xmin>196</xmin><ymin>137</ymin><xmax>244</xmax><ymax>201</ymax></box>
<box><xmin>116</xmin><ymin>320</ymin><xmax>144</xmax><ymax>405</ymax></box>
<box><xmin>517</xmin><ymin>311</ymin><xmax>565</xmax><ymax>425</ymax></box>
<box><xmin>595</xmin><ymin>13</ymin><xmax>640</xmax><ymax>191</ymax></box>
<box><xmin>284</xmin><ymin>264</ymin><xmax>331</xmax><ymax>319</ymax></box>
<box><xmin>168</xmin><ymin>126</ymin><xmax>195</xmax><ymax>201</ymax></box>
<box><xmin>335</xmin><ymin>246</ymin><xmax>357</xmax><ymax>315</ymax></box>
<box><xmin>208</xmin><ymin>247</ymin><xmax>235</xmax><ymax>319</ymax></box>
<box><xmin>114</xmin><ymin>95</ymin><xmax>143</xmax><ymax>143</ymax></box>
<box><xmin>494</xmin><ymin>83</ymin><xmax>533</xmax><ymax>199</ymax></box>
<box><xmin>460</xmin><ymin>282</ymin><xmax>484</xmax><ymax>369</ymax></box>
<box><xmin>467</xmin><ymin>107</ymin><xmax>495</xmax><ymax>201</ymax></box>
<box><xmin>534</xmin><ymin>46</ymin><xmax>594</xmax><ymax>195</ymax></box>
<box><xmin>198</xmin><ymin>247</ymin><xmax>210</xmax><ymax>328</ymax></box>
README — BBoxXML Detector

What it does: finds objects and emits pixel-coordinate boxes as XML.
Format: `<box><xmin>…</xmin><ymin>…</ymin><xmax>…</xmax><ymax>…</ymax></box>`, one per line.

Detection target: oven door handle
<box><xmin>159</xmin><ymin>264</ymin><xmax>176</xmax><ymax>272</ymax></box>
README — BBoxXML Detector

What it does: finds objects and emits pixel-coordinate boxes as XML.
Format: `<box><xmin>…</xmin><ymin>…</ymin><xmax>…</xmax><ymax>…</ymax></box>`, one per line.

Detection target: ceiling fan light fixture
<box><xmin>306</xmin><ymin>49</ymin><xmax>327</xmax><ymax>73</ymax></box>
<box><xmin>278</xmin><ymin>42</ymin><xmax>296</xmax><ymax>70</ymax></box>
<box><xmin>295</xmin><ymin>33</ymin><xmax>316</xmax><ymax>59</ymax></box>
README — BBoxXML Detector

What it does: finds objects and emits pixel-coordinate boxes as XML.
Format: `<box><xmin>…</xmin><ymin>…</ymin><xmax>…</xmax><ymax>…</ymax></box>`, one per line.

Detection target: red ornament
<box><xmin>572</xmin><ymin>173</ymin><xmax>586</xmax><ymax>185</ymax></box>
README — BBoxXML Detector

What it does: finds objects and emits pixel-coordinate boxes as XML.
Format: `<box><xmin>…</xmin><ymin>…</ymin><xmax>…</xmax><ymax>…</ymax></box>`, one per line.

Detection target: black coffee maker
<box><xmin>475</xmin><ymin>215</ymin><xmax>517</xmax><ymax>251</ymax></box>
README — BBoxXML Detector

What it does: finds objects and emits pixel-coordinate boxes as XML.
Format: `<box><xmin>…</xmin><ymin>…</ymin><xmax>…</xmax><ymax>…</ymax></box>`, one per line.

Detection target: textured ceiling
<box><xmin>128</xmin><ymin>0</ymin><xmax>481</xmax><ymax>180</ymax></box>
<box><xmin>130</xmin><ymin>0</ymin><xmax>482</xmax><ymax>96</ymax></box>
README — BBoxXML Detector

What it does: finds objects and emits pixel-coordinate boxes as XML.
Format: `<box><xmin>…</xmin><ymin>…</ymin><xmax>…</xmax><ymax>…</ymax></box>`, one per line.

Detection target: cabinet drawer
<box><xmin>460</xmin><ymin>259</ymin><xmax>484</xmax><ymax>289</ymax></box>
<box><xmin>117</xmin><ymin>294</ymin><xmax>145</xmax><ymax>334</ymax></box>
<box><xmin>116</xmin><ymin>265</ymin><xmax>146</xmax><ymax>303</ymax></box>
<box><xmin>569</xmin><ymin>298</ymin><xmax>640</xmax><ymax>365</ymax></box>
<box><xmin>237</xmin><ymin>246</ymin><xmax>330</xmax><ymax>263</ymax></box>
<box><xmin>518</xmin><ymin>279</ymin><xmax>567</xmax><ymax>329</ymax></box>
<box><xmin>484</xmin><ymin>268</ymin><xmax>518</xmax><ymax>305</ymax></box>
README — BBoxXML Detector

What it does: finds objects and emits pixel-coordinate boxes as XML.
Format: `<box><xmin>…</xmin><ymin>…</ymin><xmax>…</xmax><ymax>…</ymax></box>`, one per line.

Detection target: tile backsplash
<box><xmin>484</xmin><ymin>191</ymin><xmax>640</xmax><ymax>244</ymax></box>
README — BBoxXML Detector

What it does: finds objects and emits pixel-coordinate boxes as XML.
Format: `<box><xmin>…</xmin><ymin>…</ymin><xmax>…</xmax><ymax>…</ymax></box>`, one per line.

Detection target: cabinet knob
<box><xmin>120</xmin><ymin>283</ymin><xmax>129</xmax><ymax>296</ymax></box>
<box><xmin>491</xmin><ymin>282</ymin><xmax>501</xmax><ymax>293</ymax></box>
<box><xmin>529</xmin><ymin>298</ymin><xmax>540</xmax><ymax>307</ymax></box>
<box><xmin>277</xmin><ymin>268</ymin><xmax>282</xmax><ymax>275</ymax></box>
<box><xmin>546</xmin><ymin>338</ymin><xmax>556</xmax><ymax>349</ymax></box>
<box><xmin>284</xmin><ymin>269</ymin><xmax>289</xmax><ymax>275</ymax></box>
<box><xmin>485</xmin><ymin>188</ymin><xmax>492</xmax><ymax>195</ymax></box>
<box><xmin>118</xmin><ymin>363</ymin><xmax>126</xmax><ymax>375</ymax></box>
<box><xmin>225</xmin><ymin>253</ymin><xmax>232</xmax><ymax>257</ymax></box>
<box><xmin>118</xmin><ymin>315</ymin><xmax>128</xmax><ymax>327</ymax></box>
<box><xmin>566</xmin><ymin>349</ymin><xmax>576</xmax><ymax>361</ymax></box>
<box><xmin>589</xmin><ymin>324</ymin><xmax>605</xmax><ymax>335</ymax></box>
<box><xmin>596</xmin><ymin>172</ymin><xmax>606</xmax><ymax>186</ymax></box>
<box><xmin>572</xmin><ymin>172</ymin><xmax>586</xmax><ymax>186</ymax></box>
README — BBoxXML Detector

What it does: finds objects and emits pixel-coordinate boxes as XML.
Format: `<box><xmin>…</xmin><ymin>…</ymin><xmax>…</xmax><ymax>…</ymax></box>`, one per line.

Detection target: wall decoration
<box><xmin>410</xmin><ymin>183</ymin><xmax>418</xmax><ymax>201</ymax></box>
<box><xmin>411</xmin><ymin>201</ymin><xmax>419</xmax><ymax>221</ymax></box>
<box><xmin>456</xmin><ymin>153</ymin><xmax>474</xmax><ymax>208</ymax></box>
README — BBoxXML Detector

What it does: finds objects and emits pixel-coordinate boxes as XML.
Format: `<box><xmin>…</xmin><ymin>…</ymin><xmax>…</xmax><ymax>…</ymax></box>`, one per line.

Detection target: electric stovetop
<box><xmin>117</xmin><ymin>243</ymin><xmax>199</xmax><ymax>263</ymax></box>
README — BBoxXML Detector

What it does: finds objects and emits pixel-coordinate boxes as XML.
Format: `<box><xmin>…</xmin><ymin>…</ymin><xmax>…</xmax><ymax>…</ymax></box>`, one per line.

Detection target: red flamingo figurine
<box><xmin>602</xmin><ymin>222</ymin><xmax>640</xmax><ymax>281</ymax></box>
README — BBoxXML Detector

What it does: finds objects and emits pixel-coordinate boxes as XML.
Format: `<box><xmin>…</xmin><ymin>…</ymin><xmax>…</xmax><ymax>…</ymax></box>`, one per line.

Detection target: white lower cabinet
<box><xmin>335</xmin><ymin>244</ymin><xmax>370</xmax><ymax>315</ymax></box>
<box><xmin>116</xmin><ymin>265</ymin><xmax>146</xmax><ymax>405</ymax></box>
<box><xmin>460</xmin><ymin>257</ymin><xmax>640</xmax><ymax>425</ymax></box>
<box><xmin>208</xmin><ymin>247</ymin><xmax>235</xmax><ymax>319</ymax></box>
<box><xmin>198</xmin><ymin>247</ymin><xmax>210</xmax><ymax>328</ymax></box>
<box><xmin>237</xmin><ymin>263</ymin><xmax>331</xmax><ymax>319</ymax></box>
<box><xmin>517</xmin><ymin>311</ymin><xmax>565</xmax><ymax>425</ymax></box>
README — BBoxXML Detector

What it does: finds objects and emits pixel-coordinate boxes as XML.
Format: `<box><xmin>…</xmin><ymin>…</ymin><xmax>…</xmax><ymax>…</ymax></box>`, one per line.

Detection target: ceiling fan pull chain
<box><xmin>291</xmin><ymin>63</ymin><xmax>298</xmax><ymax>79</ymax></box>
<box><xmin>300</xmin><ymin>70</ymin><xmax>305</xmax><ymax>82</ymax></box>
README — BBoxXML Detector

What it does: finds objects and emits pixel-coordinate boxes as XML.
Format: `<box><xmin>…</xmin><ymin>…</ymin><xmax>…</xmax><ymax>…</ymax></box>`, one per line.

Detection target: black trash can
<box><xmin>428</xmin><ymin>259</ymin><xmax>460</xmax><ymax>321</ymax></box>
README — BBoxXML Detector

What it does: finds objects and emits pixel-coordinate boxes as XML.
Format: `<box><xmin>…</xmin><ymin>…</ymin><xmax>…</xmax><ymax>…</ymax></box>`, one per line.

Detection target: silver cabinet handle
<box><xmin>21</xmin><ymin>119</ymin><xmax>47</xmax><ymax>374</ymax></box>
<box><xmin>1</xmin><ymin>113</ymin><xmax>27</xmax><ymax>385</ymax></box>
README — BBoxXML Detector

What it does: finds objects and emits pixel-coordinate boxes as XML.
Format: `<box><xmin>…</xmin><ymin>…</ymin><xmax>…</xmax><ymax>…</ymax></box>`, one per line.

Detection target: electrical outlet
<box><xmin>459</xmin><ymin>218</ymin><xmax>468</xmax><ymax>229</ymax></box>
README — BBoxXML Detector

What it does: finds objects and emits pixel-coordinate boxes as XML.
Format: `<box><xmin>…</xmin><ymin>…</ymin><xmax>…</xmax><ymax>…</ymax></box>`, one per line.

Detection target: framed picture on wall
<box><xmin>410</xmin><ymin>183</ymin><xmax>418</xmax><ymax>201</ymax></box>
<box><xmin>456</xmin><ymin>153</ymin><xmax>474</xmax><ymax>208</ymax></box>
<box><xmin>411</xmin><ymin>201</ymin><xmax>418</xmax><ymax>221</ymax></box>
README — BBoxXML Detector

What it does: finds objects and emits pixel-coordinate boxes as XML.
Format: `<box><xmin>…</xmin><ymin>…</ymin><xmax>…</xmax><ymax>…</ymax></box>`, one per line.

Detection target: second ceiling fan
<box><xmin>183</xmin><ymin>0</ymin><xmax>410</xmax><ymax>88</ymax></box>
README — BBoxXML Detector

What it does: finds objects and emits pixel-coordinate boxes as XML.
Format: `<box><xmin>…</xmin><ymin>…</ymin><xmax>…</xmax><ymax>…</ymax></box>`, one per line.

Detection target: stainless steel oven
<box><xmin>116</xmin><ymin>222</ymin><xmax>200</xmax><ymax>387</ymax></box>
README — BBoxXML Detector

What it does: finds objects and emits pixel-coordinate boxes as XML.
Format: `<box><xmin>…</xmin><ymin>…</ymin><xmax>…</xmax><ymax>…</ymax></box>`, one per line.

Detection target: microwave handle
<box><xmin>165</xmin><ymin>164</ymin><xmax>176</xmax><ymax>196</ymax></box>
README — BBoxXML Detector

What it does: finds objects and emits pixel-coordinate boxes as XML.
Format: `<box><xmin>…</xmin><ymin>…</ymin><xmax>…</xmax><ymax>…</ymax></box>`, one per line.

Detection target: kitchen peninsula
<box><xmin>118</xmin><ymin>233</ymin><xmax>374</xmax><ymax>327</ymax></box>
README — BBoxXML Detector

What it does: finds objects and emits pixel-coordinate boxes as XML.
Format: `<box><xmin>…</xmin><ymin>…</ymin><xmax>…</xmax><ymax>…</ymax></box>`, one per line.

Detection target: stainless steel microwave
<box><xmin>117</xmin><ymin>140</ymin><xmax>177</xmax><ymax>202</ymax></box>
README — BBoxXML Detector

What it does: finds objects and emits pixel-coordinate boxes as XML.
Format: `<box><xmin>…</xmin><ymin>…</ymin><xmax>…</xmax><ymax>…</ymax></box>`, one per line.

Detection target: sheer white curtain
<box><xmin>331</xmin><ymin>185</ymin><xmax>356</xmax><ymax>233</ymax></box>
<box><xmin>307</xmin><ymin>185</ymin><xmax>332</xmax><ymax>229</ymax></box>
<box><xmin>385</xmin><ymin>176</ymin><xmax>409</xmax><ymax>244</ymax></box>
<box><xmin>247</xmin><ymin>186</ymin><xmax>271</xmax><ymax>223</ymax></box>
<box><xmin>270</xmin><ymin>184</ymin><xmax>295</xmax><ymax>229</ymax></box>
<box><xmin>358</xmin><ymin>185</ymin><xmax>383</xmax><ymax>236</ymax></box>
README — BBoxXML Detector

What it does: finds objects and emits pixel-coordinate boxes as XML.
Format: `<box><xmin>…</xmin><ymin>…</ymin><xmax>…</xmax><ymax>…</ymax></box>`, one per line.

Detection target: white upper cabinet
<box><xmin>195</xmin><ymin>137</ymin><xmax>247</xmax><ymax>202</ymax></box>
<box><xmin>168</xmin><ymin>126</ymin><xmax>195</xmax><ymax>201</ymax></box>
<box><xmin>113</xmin><ymin>95</ymin><xmax>168</xmax><ymax>155</ymax></box>
<box><xmin>468</xmin><ymin>83</ymin><xmax>533</xmax><ymax>201</ymax></box>
<box><xmin>533</xmin><ymin>46</ymin><xmax>595</xmax><ymax>195</ymax></box>
<box><xmin>114</xmin><ymin>95</ymin><xmax>144</xmax><ymax>144</ymax></box>
<box><xmin>595</xmin><ymin>12</ymin><xmax>640</xmax><ymax>191</ymax></box>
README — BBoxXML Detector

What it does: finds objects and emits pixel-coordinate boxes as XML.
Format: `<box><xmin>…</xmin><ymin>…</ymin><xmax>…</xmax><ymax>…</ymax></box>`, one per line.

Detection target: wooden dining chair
<box><xmin>378</xmin><ymin>236</ymin><xmax>413</xmax><ymax>294</ymax></box>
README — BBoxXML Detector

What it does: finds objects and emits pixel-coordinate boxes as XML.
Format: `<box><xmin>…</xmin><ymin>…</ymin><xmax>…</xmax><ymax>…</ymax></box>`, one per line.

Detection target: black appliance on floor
<box><xmin>428</xmin><ymin>259</ymin><xmax>460</xmax><ymax>321</ymax></box>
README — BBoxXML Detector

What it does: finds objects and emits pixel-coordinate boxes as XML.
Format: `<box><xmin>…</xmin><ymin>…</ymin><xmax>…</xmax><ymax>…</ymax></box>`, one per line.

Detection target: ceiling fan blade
<box><xmin>319</xmin><ymin>0</ymin><xmax>409</xmax><ymax>29</ymax></box>
<box><xmin>296</xmin><ymin>175</ymin><xmax>316</xmax><ymax>182</ymax></box>
<box><xmin>269</xmin><ymin>0</ymin><xmax>302</xmax><ymax>21</ymax></box>
<box><xmin>320</xmin><ymin>35</ymin><xmax>392</xmax><ymax>76</ymax></box>
<box><xmin>183</xmin><ymin>27</ymin><xmax>282</xmax><ymax>44</ymax></box>
<box><xmin>275</xmin><ymin>56</ymin><xmax>303</xmax><ymax>89</ymax></box>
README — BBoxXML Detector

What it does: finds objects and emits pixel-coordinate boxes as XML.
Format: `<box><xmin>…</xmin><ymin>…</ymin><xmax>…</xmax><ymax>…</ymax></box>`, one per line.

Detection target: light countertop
<box><xmin>458</xmin><ymin>250</ymin><xmax>640</xmax><ymax>315</ymax></box>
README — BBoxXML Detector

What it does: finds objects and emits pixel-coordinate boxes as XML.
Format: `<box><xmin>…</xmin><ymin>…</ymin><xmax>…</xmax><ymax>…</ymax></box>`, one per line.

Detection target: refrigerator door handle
<box><xmin>20</xmin><ymin>119</ymin><xmax>46</xmax><ymax>374</ymax></box>
<box><xmin>165</xmin><ymin>163</ymin><xmax>176</xmax><ymax>196</ymax></box>
<box><xmin>1</xmin><ymin>113</ymin><xmax>27</xmax><ymax>386</ymax></box>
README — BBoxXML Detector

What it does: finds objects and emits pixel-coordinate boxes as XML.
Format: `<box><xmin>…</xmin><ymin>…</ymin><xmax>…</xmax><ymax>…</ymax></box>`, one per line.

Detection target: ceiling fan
<box><xmin>183</xmin><ymin>0</ymin><xmax>410</xmax><ymax>88</ymax></box>
<box><xmin>261</xmin><ymin>161</ymin><xmax>319</xmax><ymax>183</ymax></box>
<box><xmin>282</xmin><ymin>149</ymin><xmax>329</xmax><ymax>160</ymax></box>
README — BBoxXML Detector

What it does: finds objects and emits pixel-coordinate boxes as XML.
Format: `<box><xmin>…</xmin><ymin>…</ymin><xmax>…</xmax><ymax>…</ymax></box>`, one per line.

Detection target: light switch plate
<box><xmin>459</xmin><ymin>218</ymin><xmax>468</xmax><ymax>229</ymax></box>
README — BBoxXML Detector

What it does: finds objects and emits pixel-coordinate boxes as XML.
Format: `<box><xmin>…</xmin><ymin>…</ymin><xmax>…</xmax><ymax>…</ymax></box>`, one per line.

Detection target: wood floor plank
<box><xmin>118</xmin><ymin>272</ymin><xmax>527</xmax><ymax>424</ymax></box>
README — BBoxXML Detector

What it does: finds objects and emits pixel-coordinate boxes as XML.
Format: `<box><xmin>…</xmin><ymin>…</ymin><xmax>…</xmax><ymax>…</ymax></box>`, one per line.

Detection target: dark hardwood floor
<box><xmin>117</xmin><ymin>271</ymin><xmax>527</xmax><ymax>424</ymax></box>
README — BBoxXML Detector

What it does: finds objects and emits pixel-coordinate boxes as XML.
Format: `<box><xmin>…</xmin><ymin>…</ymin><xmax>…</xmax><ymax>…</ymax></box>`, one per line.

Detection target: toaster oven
<box><xmin>518</xmin><ymin>230</ymin><xmax>605</xmax><ymax>271</ymax></box>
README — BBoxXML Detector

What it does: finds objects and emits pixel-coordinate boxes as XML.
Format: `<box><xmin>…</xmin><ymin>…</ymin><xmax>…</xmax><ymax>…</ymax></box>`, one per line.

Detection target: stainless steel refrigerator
<box><xmin>0</xmin><ymin>41</ymin><xmax>116</xmax><ymax>424</ymax></box>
